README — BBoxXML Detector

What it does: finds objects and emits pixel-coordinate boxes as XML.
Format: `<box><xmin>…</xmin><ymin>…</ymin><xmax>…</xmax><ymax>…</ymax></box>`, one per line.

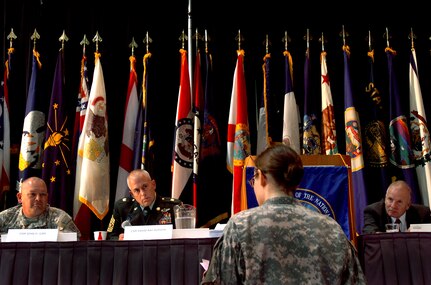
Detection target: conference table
<box><xmin>358</xmin><ymin>232</ymin><xmax>431</xmax><ymax>285</ymax></box>
<box><xmin>0</xmin><ymin>237</ymin><xmax>219</xmax><ymax>285</ymax></box>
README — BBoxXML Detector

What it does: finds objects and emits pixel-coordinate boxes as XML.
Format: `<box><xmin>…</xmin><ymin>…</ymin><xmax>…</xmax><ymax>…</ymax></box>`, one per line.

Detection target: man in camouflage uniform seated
<box><xmin>0</xmin><ymin>177</ymin><xmax>81</xmax><ymax>239</ymax></box>
<box><xmin>107</xmin><ymin>169</ymin><xmax>182</xmax><ymax>240</ymax></box>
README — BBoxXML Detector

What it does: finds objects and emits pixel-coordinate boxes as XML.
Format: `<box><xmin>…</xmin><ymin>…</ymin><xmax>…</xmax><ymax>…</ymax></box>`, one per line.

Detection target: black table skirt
<box><xmin>0</xmin><ymin>238</ymin><xmax>218</xmax><ymax>285</ymax></box>
<box><xmin>358</xmin><ymin>233</ymin><xmax>431</xmax><ymax>285</ymax></box>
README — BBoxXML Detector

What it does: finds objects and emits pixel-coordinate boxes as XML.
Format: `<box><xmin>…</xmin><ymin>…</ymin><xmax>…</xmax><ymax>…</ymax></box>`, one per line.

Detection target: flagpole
<box><xmin>188</xmin><ymin>0</ymin><xmax>193</xmax><ymax>97</ymax></box>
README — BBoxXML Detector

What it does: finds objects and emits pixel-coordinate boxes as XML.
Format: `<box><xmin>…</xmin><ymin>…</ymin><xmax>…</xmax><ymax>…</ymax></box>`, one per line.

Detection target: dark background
<box><xmin>2</xmin><ymin>1</ymin><xmax>431</xmax><ymax>230</ymax></box>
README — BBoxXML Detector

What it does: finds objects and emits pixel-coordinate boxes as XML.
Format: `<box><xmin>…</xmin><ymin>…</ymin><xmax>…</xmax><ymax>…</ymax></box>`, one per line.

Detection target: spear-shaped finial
<box><xmin>303</xmin><ymin>28</ymin><xmax>312</xmax><ymax>50</ymax></box>
<box><xmin>282</xmin><ymin>31</ymin><xmax>291</xmax><ymax>51</ymax></box>
<box><xmin>129</xmin><ymin>37</ymin><xmax>138</xmax><ymax>56</ymax></box>
<box><xmin>366</xmin><ymin>30</ymin><xmax>373</xmax><ymax>52</ymax></box>
<box><xmin>92</xmin><ymin>31</ymin><xmax>103</xmax><ymax>52</ymax></box>
<box><xmin>193</xmin><ymin>28</ymin><xmax>203</xmax><ymax>51</ymax></box>
<box><xmin>58</xmin><ymin>30</ymin><xmax>69</xmax><ymax>50</ymax></box>
<box><xmin>235</xmin><ymin>29</ymin><xmax>244</xmax><ymax>50</ymax></box>
<box><xmin>179</xmin><ymin>30</ymin><xmax>188</xmax><ymax>49</ymax></box>
<box><xmin>339</xmin><ymin>25</ymin><xmax>349</xmax><ymax>46</ymax></box>
<box><xmin>408</xmin><ymin>27</ymin><xmax>416</xmax><ymax>49</ymax></box>
<box><xmin>263</xmin><ymin>34</ymin><xmax>271</xmax><ymax>54</ymax></box>
<box><xmin>30</xmin><ymin>28</ymin><xmax>40</xmax><ymax>51</ymax></box>
<box><xmin>384</xmin><ymin>27</ymin><xmax>391</xmax><ymax>48</ymax></box>
<box><xmin>80</xmin><ymin>34</ymin><xmax>89</xmax><ymax>55</ymax></box>
<box><xmin>7</xmin><ymin>28</ymin><xmax>17</xmax><ymax>49</ymax></box>
<box><xmin>204</xmin><ymin>29</ymin><xmax>211</xmax><ymax>53</ymax></box>
<box><xmin>143</xmin><ymin>31</ymin><xmax>152</xmax><ymax>53</ymax></box>
<box><xmin>319</xmin><ymin>32</ymin><xmax>326</xmax><ymax>51</ymax></box>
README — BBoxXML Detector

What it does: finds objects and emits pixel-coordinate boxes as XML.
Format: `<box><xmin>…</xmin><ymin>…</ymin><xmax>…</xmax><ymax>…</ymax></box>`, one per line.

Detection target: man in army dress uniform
<box><xmin>107</xmin><ymin>169</ymin><xmax>182</xmax><ymax>240</ymax></box>
<box><xmin>0</xmin><ymin>177</ymin><xmax>81</xmax><ymax>239</ymax></box>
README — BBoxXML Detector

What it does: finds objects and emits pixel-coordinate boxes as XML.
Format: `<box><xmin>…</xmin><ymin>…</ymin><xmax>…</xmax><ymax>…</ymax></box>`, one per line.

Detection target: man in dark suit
<box><xmin>363</xmin><ymin>180</ymin><xmax>431</xmax><ymax>233</ymax></box>
<box><xmin>107</xmin><ymin>169</ymin><xmax>182</xmax><ymax>240</ymax></box>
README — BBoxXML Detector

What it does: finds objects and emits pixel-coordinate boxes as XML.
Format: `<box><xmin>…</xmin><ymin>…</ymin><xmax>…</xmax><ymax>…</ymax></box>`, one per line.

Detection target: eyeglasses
<box><xmin>249</xmin><ymin>168</ymin><xmax>259</xmax><ymax>187</ymax></box>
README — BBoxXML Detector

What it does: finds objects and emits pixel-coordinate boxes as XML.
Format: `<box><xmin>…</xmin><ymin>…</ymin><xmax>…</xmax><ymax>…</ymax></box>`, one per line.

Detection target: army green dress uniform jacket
<box><xmin>107</xmin><ymin>195</ymin><xmax>181</xmax><ymax>240</ymax></box>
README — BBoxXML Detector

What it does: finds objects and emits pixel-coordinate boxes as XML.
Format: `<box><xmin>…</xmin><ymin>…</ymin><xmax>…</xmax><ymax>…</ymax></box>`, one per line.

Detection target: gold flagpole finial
<box><xmin>80</xmin><ymin>34</ymin><xmax>90</xmax><ymax>55</ymax></box>
<box><xmin>58</xmin><ymin>30</ymin><xmax>69</xmax><ymax>50</ymax></box>
<box><xmin>408</xmin><ymin>27</ymin><xmax>416</xmax><ymax>50</ymax></box>
<box><xmin>92</xmin><ymin>31</ymin><xmax>103</xmax><ymax>53</ymax></box>
<box><xmin>179</xmin><ymin>30</ymin><xmax>188</xmax><ymax>50</ymax></box>
<box><xmin>235</xmin><ymin>29</ymin><xmax>244</xmax><ymax>51</ymax></box>
<box><xmin>143</xmin><ymin>31</ymin><xmax>152</xmax><ymax>53</ymax></box>
<box><xmin>7</xmin><ymin>28</ymin><xmax>17</xmax><ymax>49</ymax></box>
<box><xmin>282</xmin><ymin>31</ymin><xmax>291</xmax><ymax>51</ymax></box>
<box><xmin>129</xmin><ymin>37</ymin><xmax>138</xmax><ymax>56</ymax></box>
<box><xmin>30</xmin><ymin>28</ymin><xmax>40</xmax><ymax>51</ymax></box>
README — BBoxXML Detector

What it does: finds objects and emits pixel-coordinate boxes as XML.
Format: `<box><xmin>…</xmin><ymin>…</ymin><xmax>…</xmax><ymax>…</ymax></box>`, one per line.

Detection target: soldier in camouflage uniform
<box><xmin>202</xmin><ymin>144</ymin><xmax>366</xmax><ymax>285</ymax></box>
<box><xmin>107</xmin><ymin>169</ymin><xmax>182</xmax><ymax>240</ymax></box>
<box><xmin>0</xmin><ymin>177</ymin><xmax>81</xmax><ymax>239</ymax></box>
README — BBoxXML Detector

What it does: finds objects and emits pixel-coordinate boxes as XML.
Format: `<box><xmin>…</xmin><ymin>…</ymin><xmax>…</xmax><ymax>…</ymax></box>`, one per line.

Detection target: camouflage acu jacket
<box><xmin>0</xmin><ymin>204</ymin><xmax>81</xmax><ymax>238</ymax></box>
<box><xmin>202</xmin><ymin>196</ymin><xmax>366</xmax><ymax>285</ymax></box>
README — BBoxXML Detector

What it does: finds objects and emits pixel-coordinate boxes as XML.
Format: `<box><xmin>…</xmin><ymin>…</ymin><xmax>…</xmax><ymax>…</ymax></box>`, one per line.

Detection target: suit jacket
<box><xmin>362</xmin><ymin>199</ymin><xmax>431</xmax><ymax>234</ymax></box>
<box><xmin>107</xmin><ymin>195</ymin><xmax>182</xmax><ymax>240</ymax></box>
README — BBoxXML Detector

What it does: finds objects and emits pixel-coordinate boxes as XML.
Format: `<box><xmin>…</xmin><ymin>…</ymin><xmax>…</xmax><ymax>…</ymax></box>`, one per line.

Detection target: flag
<box><xmin>282</xmin><ymin>50</ymin><xmax>300</xmax><ymax>154</ymax></box>
<box><xmin>75</xmin><ymin>52</ymin><xmax>110</xmax><ymax>220</ymax></box>
<box><xmin>0</xmin><ymin>47</ymin><xmax>12</xmax><ymax>197</ymax></box>
<box><xmin>256</xmin><ymin>53</ymin><xmax>271</xmax><ymax>155</ymax></box>
<box><xmin>72</xmin><ymin>52</ymin><xmax>91</xmax><ymax>240</ymax></box>
<box><xmin>171</xmin><ymin>49</ymin><xmax>193</xmax><ymax>200</ymax></box>
<box><xmin>386</xmin><ymin>47</ymin><xmax>420</xmax><ymax>202</ymax></box>
<box><xmin>115</xmin><ymin>55</ymin><xmax>139</xmax><ymax>201</ymax></box>
<box><xmin>343</xmin><ymin>44</ymin><xmax>367</xmax><ymax>234</ymax></box>
<box><xmin>133</xmin><ymin>52</ymin><xmax>155</xmax><ymax>172</ymax></box>
<box><xmin>302</xmin><ymin>46</ymin><xmax>321</xmax><ymax>155</ymax></box>
<box><xmin>18</xmin><ymin>49</ymin><xmax>45</xmax><ymax>187</ymax></box>
<box><xmin>201</xmin><ymin>48</ymin><xmax>221</xmax><ymax>160</ymax></box>
<box><xmin>192</xmin><ymin>47</ymin><xmax>204</xmax><ymax>208</ymax></box>
<box><xmin>362</xmin><ymin>45</ymin><xmax>390</xmax><ymax>203</ymax></box>
<box><xmin>409</xmin><ymin>47</ymin><xmax>431</xmax><ymax>206</ymax></box>
<box><xmin>227</xmin><ymin>50</ymin><xmax>251</xmax><ymax>214</ymax></box>
<box><xmin>321</xmin><ymin>51</ymin><xmax>338</xmax><ymax>155</ymax></box>
<box><xmin>41</xmin><ymin>48</ymin><xmax>72</xmax><ymax>212</ymax></box>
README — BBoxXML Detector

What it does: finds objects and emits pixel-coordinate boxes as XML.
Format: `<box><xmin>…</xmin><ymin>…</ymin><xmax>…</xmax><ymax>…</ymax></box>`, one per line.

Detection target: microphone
<box><xmin>121</xmin><ymin>215</ymin><xmax>132</xmax><ymax>229</ymax></box>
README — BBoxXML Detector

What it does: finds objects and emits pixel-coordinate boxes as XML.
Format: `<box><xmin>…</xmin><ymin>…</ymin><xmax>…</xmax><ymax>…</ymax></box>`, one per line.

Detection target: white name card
<box><xmin>6</xmin><ymin>229</ymin><xmax>59</xmax><ymax>242</ymax></box>
<box><xmin>409</xmin><ymin>223</ymin><xmax>431</xmax><ymax>232</ymax></box>
<box><xmin>124</xmin><ymin>224</ymin><xmax>173</xmax><ymax>240</ymax></box>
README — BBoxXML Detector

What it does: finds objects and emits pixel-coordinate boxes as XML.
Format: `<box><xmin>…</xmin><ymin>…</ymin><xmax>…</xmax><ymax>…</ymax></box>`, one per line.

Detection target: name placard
<box><xmin>124</xmin><ymin>224</ymin><xmax>173</xmax><ymax>240</ymax></box>
<box><xmin>6</xmin><ymin>229</ymin><xmax>59</xmax><ymax>242</ymax></box>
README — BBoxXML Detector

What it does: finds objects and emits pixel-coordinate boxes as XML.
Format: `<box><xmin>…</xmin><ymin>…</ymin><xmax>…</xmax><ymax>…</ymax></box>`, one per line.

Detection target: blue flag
<box><xmin>18</xmin><ymin>50</ymin><xmax>46</xmax><ymax>188</ymax></box>
<box><xmin>362</xmin><ymin>46</ymin><xmax>391</xmax><ymax>204</ymax></box>
<box><xmin>343</xmin><ymin>45</ymin><xmax>367</xmax><ymax>234</ymax></box>
<box><xmin>42</xmin><ymin>48</ymin><xmax>71</xmax><ymax>212</ymax></box>
<box><xmin>386</xmin><ymin>48</ymin><xmax>420</xmax><ymax>202</ymax></box>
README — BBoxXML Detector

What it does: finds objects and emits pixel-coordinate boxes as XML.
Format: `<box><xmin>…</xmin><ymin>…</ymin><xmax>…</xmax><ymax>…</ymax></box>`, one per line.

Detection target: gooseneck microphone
<box><xmin>121</xmin><ymin>214</ymin><xmax>133</xmax><ymax>229</ymax></box>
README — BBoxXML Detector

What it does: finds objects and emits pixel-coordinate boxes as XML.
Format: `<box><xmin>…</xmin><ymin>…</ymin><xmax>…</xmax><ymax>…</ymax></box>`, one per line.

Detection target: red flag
<box><xmin>171</xmin><ymin>49</ymin><xmax>193</xmax><ymax>199</ymax></box>
<box><xmin>320</xmin><ymin>51</ymin><xmax>338</xmax><ymax>155</ymax></box>
<box><xmin>227</xmin><ymin>50</ymin><xmax>251</xmax><ymax>214</ymax></box>
<box><xmin>115</xmin><ymin>55</ymin><xmax>139</xmax><ymax>201</ymax></box>
<box><xmin>72</xmin><ymin>53</ymin><xmax>91</xmax><ymax>240</ymax></box>
<box><xmin>193</xmin><ymin>48</ymin><xmax>204</xmax><ymax>208</ymax></box>
<box><xmin>0</xmin><ymin>48</ymin><xmax>12</xmax><ymax>197</ymax></box>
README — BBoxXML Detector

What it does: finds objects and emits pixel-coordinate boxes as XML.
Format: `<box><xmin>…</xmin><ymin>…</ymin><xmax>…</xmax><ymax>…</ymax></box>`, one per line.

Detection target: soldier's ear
<box><xmin>16</xmin><ymin>192</ymin><xmax>22</xmax><ymax>204</ymax></box>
